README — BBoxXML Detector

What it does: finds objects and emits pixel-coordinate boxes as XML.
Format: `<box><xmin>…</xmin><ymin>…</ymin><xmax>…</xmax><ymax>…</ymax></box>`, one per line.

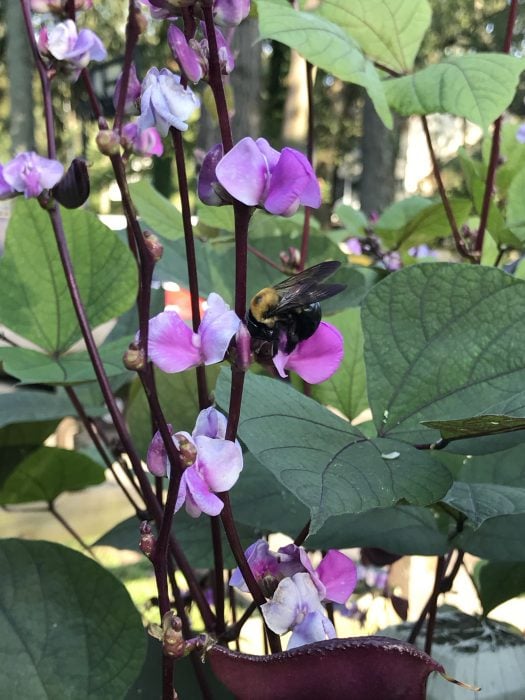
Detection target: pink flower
<box><xmin>168</xmin><ymin>23</ymin><xmax>235</xmax><ymax>84</ymax></box>
<box><xmin>113</xmin><ymin>63</ymin><xmax>142</xmax><ymax>115</ymax></box>
<box><xmin>121</xmin><ymin>122</ymin><xmax>164</xmax><ymax>157</ymax></box>
<box><xmin>272</xmin><ymin>321</ymin><xmax>344</xmax><ymax>384</ymax></box>
<box><xmin>137</xmin><ymin>67</ymin><xmax>200</xmax><ymax>137</ymax></box>
<box><xmin>0</xmin><ymin>152</ymin><xmax>64</xmax><ymax>199</ymax></box>
<box><xmin>213</xmin><ymin>0</ymin><xmax>251</xmax><ymax>27</ymax></box>
<box><xmin>38</xmin><ymin>19</ymin><xmax>106</xmax><ymax>81</ymax></box>
<box><xmin>146</xmin><ymin>292</ymin><xmax>241</xmax><ymax>373</ymax></box>
<box><xmin>211</xmin><ymin>137</ymin><xmax>321</xmax><ymax>217</ymax></box>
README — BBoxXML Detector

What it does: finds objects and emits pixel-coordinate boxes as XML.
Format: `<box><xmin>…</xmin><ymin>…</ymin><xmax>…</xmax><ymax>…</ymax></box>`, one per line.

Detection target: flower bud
<box><xmin>213</xmin><ymin>0</ymin><xmax>250</xmax><ymax>27</ymax></box>
<box><xmin>96</xmin><ymin>129</ymin><xmax>121</xmax><ymax>155</ymax></box>
<box><xmin>52</xmin><ymin>158</ymin><xmax>90</xmax><ymax>208</ymax></box>
<box><xmin>174</xmin><ymin>432</ymin><xmax>198</xmax><ymax>467</ymax></box>
<box><xmin>139</xmin><ymin>521</ymin><xmax>156</xmax><ymax>558</ymax></box>
<box><xmin>162</xmin><ymin>612</ymin><xmax>185</xmax><ymax>658</ymax></box>
<box><xmin>123</xmin><ymin>342</ymin><xmax>146</xmax><ymax>371</ymax></box>
<box><xmin>143</xmin><ymin>231</ymin><xmax>164</xmax><ymax>262</ymax></box>
<box><xmin>168</xmin><ymin>25</ymin><xmax>205</xmax><ymax>83</ymax></box>
<box><xmin>197</xmin><ymin>143</ymin><xmax>231</xmax><ymax>206</ymax></box>
<box><xmin>235</xmin><ymin>323</ymin><xmax>252</xmax><ymax>371</ymax></box>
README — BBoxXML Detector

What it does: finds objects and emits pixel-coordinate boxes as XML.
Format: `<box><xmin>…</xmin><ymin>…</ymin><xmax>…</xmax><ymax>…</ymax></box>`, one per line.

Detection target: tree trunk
<box><xmin>281</xmin><ymin>49</ymin><xmax>308</xmax><ymax>147</ymax></box>
<box><xmin>6</xmin><ymin>1</ymin><xmax>35</xmax><ymax>153</ymax></box>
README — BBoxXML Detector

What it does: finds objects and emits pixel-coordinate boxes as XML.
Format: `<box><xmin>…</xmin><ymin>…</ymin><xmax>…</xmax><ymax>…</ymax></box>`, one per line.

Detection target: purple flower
<box><xmin>382</xmin><ymin>251</ymin><xmax>402</xmax><ymax>271</ymax></box>
<box><xmin>272</xmin><ymin>321</ymin><xmax>344</xmax><ymax>384</ymax></box>
<box><xmin>345</xmin><ymin>237</ymin><xmax>363</xmax><ymax>255</ymax></box>
<box><xmin>168</xmin><ymin>23</ymin><xmax>235</xmax><ymax>84</ymax></box>
<box><xmin>38</xmin><ymin>20</ymin><xmax>106</xmax><ymax>81</ymax></box>
<box><xmin>146</xmin><ymin>407</ymin><xmax>243</xmax><ymax>518</ymax></box>
<box><xmin>261</xmin><ymin>573</ymin><xmax>336</xmax><ymax>650</ymax></box>
<box><xmin>229</xmin><ymin>540</ymin><xmax>282</xmax><ymax>593</ymax></box>
<box><xmin>121</xmin><ymin>122</ymin><xmax>164</xmax><ymax>157</ymax></box>
<box><xmin>113</xmin><ymin>63</ymin><xmax>142</xmax><ymax>115</ymax></box>
<box><xmin>137</xmin><ymin>67</ymin><xmax>200</xmax><ymax>137</ymax></box>
<box><xmin>408</xmin><ymin>244</ymin><xmax>436</xmax><ymax>259</ymax></box>
<box><xmin>198</xmin><ymin>144</ymin><xmax>230</xmax><ymax>206</ymax></box>
<box><xmin>213</xmin><ymin>0</ymin><xmax>251</xmax><ymax>27</ymax></box>
<box><xmin>0</xmin><ymin>152</ymin><xmax>64</xmax><ymax>199</ymax></box>
<box><xmin>146</xmin><ymin>292</ymin><xmax>241</xmax><ymax>373</ymax></box>
<box><xmin>516</xmin><ymin>124</ymin><xmax>525</xmax><ymax>144</ymax></box>
<box><xmin>213</xmin><ymin>137</ymin><xmax>321</xmax><ymax>216</ymax></box>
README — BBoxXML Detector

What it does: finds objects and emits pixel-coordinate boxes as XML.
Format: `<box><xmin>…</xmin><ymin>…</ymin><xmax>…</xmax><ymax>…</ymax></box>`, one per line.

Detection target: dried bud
<box><xmin>143</xmin><ymin>231</ymin><xmax>164</xmax><ymax>262</ymax></box>
<box><xmin>174</xmin><ymin>432</ymin><xmax>198</xmax><ymax>467</ymax></box>
<box><xmin>139</xmin><ymin>521</ymin><xmax>156</xmax><ymax>558</ymax></box>
<box><xmin>52</xmin><ymin>158</ymin><xmax>90</xmax><ymax>209</ymax></box>
<box><xmin>123</xmin><ymin>342</ymin><xmax>146</xmax><ymax>371</ymax></box>
<box><xmin>162</xmin><ymin>612</ymin><xmax>185</xmax><ymax>658</ymax></box>
<box><xmin>96</xmin><ymin>129</ymin><xmax>121</xmax><ymax>156</ymax></box>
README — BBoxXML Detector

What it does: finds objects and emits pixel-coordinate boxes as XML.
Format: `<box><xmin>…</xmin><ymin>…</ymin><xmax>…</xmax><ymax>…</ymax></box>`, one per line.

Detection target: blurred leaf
<box><xmin>506</xmin><ymin>167</ymin><xmax>525</xmax><ymax>241</ymax></box>
<box><xmin>129</xmin><ymin>179</ymin><xmax>184</xmax><ymax>239</ymax></box>
<box><xmin>423</xmin><ymin>414</ymin><xmax>525</xmax><ymax>441</ymax></box>
<box><xmin>0</xmin><ymin>387</ymin><xmax>74</xmax><ymax>428</ymax></box>
<box><xmin>257</xmin><ymin>0</ymin><xmax>392</xmax><ymax>127</ymax></box>
<box><xmin>319</xmin><ymin>0</ymin><xmax>431</xmax><ymax>73</ymax></box>
<box><xmin>385</xmin><ymin>54</ymin><xmax>525</xmax><ymax>130</ymax></box>
<box><xmin>0</xmin><ymin>199</ymin><xmax>137</xmax><ymax>353</ymax></box>
<box><xmin>311</xmin><ymin>308</ymin><xmax>368</xmax><ymax>420</ymax></box>
<box><xmin>474</xmin><ymin>561</ymin><xmax>525</xmax><ymax>615</ymax></box>
<box><xmin>0</xmin><ymin>539</ymin><xmax>146</xmax><ymax>699</ymax></box>
<box><xmin>454</xmin><ymin>513</ymin><xmax>525</xmax><ymax>561</ymax></box>
<box><xmin>216</xmin><ymin>370</ymin><xmax>451</xmax><ymax>533</ymax></box>
<box><xmin>443</xmin><ymin>481</ymin><xmax>525</xmax><ymax>528</ymax></box>
<box><xmin>321</xmin><ymin>265</ymin><xmax>387</xmax><ymax>314</ymax></box>
<box><xmin>0</xmin><ymin>446</ymin><xmax>105</xmax><ymax>503</ymax></box>
<box><xmin>334</xmin><ymin>204</ymin><xmax>368</xmax><ymax>236</ymax></box>
<box><xmin>362</xmin><ymin>263</ymin><xmax>525</xmax><ymax>444</ymax></box>
<box><xmin>197</xmin><ymin>204</ymin><xmax>235</xmax><ymax>231</ymax></box>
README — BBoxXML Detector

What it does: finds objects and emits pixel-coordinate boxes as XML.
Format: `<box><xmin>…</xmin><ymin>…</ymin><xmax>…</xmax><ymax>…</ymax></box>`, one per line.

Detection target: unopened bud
<box><xmin>139</xmin><ymin>521</ymin><xmax>156</xmax><ymax>558</ymax></box>
<box><xmin>174</xmin><ymin>432</ymin><xmax>198</xmax><ymax>467</ymax></box>
<box><xmin>123</xmin><ymin>342</ymin><xmax>145</xmax><ymax>371</ymax></box>
<box><xmin>162</xmin><ymin>612</ymin><xmax>185</xmax><ymax>658</ymax></box>
<box><xmin>279</xmin><ymin>246</ymin><xmax>301</xmax><ymax>271</ymax></box>
<box><xmin>235</xmin><ymin>323</ymin><xmax>252</xmax><ymax>370</ymax></box>
<box><xmin>52</xmin><ymin>158</ymin><xmax>90</xmax><ymax>209</ymax></box>
<box><xmin>143</xmin><ymin>231</ymin><xmax>164</xmax><ymax>262</ymax></box>
<box><xmin>96</xmin><ymin>129</ymin><xmax>121</xmax><ymax>155</ymax></box>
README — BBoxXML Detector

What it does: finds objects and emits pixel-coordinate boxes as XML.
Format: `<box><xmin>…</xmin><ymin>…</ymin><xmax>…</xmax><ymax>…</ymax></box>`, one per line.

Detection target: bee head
<box><xmin>249</xmin><ymin>287</ymin><xmax>281</xmax><ymax>325</ymax></box>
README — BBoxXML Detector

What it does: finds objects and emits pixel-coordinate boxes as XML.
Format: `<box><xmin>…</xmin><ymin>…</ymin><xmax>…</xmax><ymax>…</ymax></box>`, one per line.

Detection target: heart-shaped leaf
<box><xmin>442</xmin><ymin>481</ymin><xmax>525</xmax><ymax>528</ymax></box>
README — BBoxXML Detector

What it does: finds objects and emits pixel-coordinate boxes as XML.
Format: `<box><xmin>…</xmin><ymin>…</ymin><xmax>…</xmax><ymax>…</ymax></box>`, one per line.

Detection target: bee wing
<box><xmin>273</xmin><ymin>282</ymin><xmax>346</xmax><ymax>314</ymax></box>
<box><xmin>273</xmin><ymin>260</ymin><xmax>342</xmax><ymax>292</ymax></box>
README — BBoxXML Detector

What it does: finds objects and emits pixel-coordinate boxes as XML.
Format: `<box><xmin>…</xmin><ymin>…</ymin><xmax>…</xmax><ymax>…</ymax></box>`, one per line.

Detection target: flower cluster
<box><xmin>168</xmin><ymin>23</ymin><xmax>234</xmax><ymax>84</ymax></box>
<box><xmin>38</xmin><ymin>19</ymin><xmax>106</xmax><ymax>81</ymax></box>
<box><xmin>0</xmin><ymin>152</ymin><xmax>64</xmax><ymax>200</ymax></box>
<box><xmin>230</xmin><ymin>540</ymin><xmax>357</xmax><ymax>649</ymax></box>
<box><xmin>137</xmin><ymin>67</ymin><xmax>200</xmax><ymax>137</ymax></box>
<box><xmin>141</xmin><ymin>0</ymin><xmax>250</xmax><ymax>26</ymax></box>
<box><xmin>147</xmin><ymin>407</ymin><xmax>243</xmax><ymax>517</ymax></box>
<box><xmin>199</xmin><ymin>137</ymin><xmax>321</xmax><ymax>217</ymax></box>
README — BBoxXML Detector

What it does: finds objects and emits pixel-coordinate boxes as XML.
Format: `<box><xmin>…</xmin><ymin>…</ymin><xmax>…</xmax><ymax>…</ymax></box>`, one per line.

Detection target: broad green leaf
<box><xmin>0</xmin><ymin>446</ymin><xmax>105</xmax><ymax>504</ymax></box>
<box><xmin>319</xmin><ymin>0</ymin><xmax>431</xmax><ymax>73</ymax></box>
<box><xmin>321</xmin><ymin>265</ymin><xmax>387</xmax><ymax>314</ymax></box>
<box><xmin>0</xmin><ymin>199</ymin><xmax>137</xmax><ymax>353</ymax></box>
<box><xmin>489</xmin><ymin>123</ymin><xmax>525</xmax><ymax>197</ymax></box>
<box><xmin>442</xmin><ymin>481</ymin><xmax>525</xmax><ymax>528</ymax></box>
<box><xmin>128</xmin><ymin>179</ymin><xmax>184</xmax><ymax>240</ymax></box>
<box><xmin>474</xmin><ymin>561</ymin><xmax>525</xmax><ymax>615</ymax></box>
<box><xmin>458</xmin><ymin>444</ymin><xmax>525</xmax><ymax>486</ymax></box>
<box><xmin>376</xmin><ymin>198</ymin><xmax>471</xmax><ymax>249</ymax></box>
<box><xmin>216</xmin><ymin>370</ymin><xmax>451</xmax><ymax>533</ymax></box>
<box><xmin>0</xmin><ymin>539</ymin><xmax>146</xmax><ymax>699</ymax></box>
<box><xmin>307</xmin><ymin>505</ymin><xmax>449</xmax><ymax>555</ymax></box>
<box><xmin>0</xmin><ymin>386</ymin><xmax>74</xmax><ymax>428</ymax></box>
<box><xmin>197</xmin><ymin>204</ymin><xmax>235</xmax><ymax>232</ymax></box>
<box><xmin>257</xmin><ymin>0</ymin><xmax>392</xmax><ymax>127</ymax></box>
<box><xmin>334</xmin><ymin>204</ymin><xmax>368</xmax><ymax>236</ymax></box>
<box><xmin>454</xmin><ymin>513</ymin><xmax>525</xmax><ymax>561</ymax></box>
<box><xmin>506</xmin><ymin>167</ymin><xmax>525</xmax><ymax>241</ymax></box>
<box><xmin>97</xmin><ymin>513</ymin><xmax>257</xmax><ymax>569</ymax></box>
<box><xmin>423</xmin><ymin>414</ymin><xmax>525</xmax><ymax>441</ymax></box>
<box><xmin>126</xmin><ymin>365</ymin><xmax>220</xmax><ymax>458</ymax></box>
<box><xmin>384</xmin><ymin>54</ymin><xmax>525</xmax><ymax>130</ymax></box>
<box><xmin>0</xmin><ymin>420</ymin><xmax>60</xmax><ymax>479</ymax></box>
<box><xmin>311</xmin><ymin>308</ymin><xmax>368</xmax><ymax>421</ymax></box>
<box><xmin>362</xmin><ymin>263</ymin><xmax>525</xmax><ymax>444</ymax></box>
<box><xmin>0</xmin><ymin>336</ymin><xmax>132</xmax><ymax>385</ymax></box>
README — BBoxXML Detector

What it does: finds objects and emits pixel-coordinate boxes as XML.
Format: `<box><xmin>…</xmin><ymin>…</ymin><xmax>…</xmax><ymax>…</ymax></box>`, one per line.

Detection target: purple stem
<box><xmin>475</xmin><ymin>0</ymin><xmax>519</xmax><ymax>254</ymax></box>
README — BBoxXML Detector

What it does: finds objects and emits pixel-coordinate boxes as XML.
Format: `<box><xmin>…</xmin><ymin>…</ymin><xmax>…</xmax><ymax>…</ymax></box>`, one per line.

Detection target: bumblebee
<box><xmin>246</xmin><ymin>260</ymin><xmax>345</xmax><ymax>357</ymax></box>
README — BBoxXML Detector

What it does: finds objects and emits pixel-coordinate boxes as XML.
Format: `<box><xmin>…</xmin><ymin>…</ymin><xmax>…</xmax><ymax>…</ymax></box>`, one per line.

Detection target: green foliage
<box><xmin>474</xmin><ymin>561</ymin><xmax>525</xmax><ymax>615</ymax></box>
<box><xmin>0</xmin><ymin>539</ymin><xmax>146</xmax><ymax>699</ymax></box>
<box><xmin>129</xmin><ymin>179</ymin><xmax>184</xmax><ymax>240</ymax></box>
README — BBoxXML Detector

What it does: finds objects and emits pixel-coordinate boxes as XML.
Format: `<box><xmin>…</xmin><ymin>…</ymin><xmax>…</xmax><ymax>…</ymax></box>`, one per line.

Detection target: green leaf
<box><xmin>307</xmin><ymin>505</ymin><xmax>449</xmax><ymax>555</ymax></box>
<box><xmin>506</xmin><ymin>167</ymin><xmax>525</xmax><ymax>241</ymax></box>
<box><xmin>0</xmin><ymin>336</ymin><xmax>132</xmax><ymax>385</ymax></box>
<box><xmin>257</xmin><ymin>0</ymin><xmax>392</xmax><ymax>127</ymax></box>
<box><xmin>458</xmin><ymin>444</ymin><xmax>525</xmax><ymax>486</ymax></box>
<box><xmin>423</xmin><ymin>414</ymin><xmax>525</xmax><ymax>441</ymax></box>
<box><xmin>0</xmin><ymin>199</ymin><xmax>137</xmax><ymax>353</ymax></box>
<box><xmin>474</xmin><ymin>561</ymin><xmax>525</xmax><ymax>615</ymax></box>
<box><xmin>321</xmin><ymin>265</ymin><xmax>387</xmax><ymax>314</ymax></box>
<box><xmin>0</xmin><ymin>446</ymin><xmax>105</xmax><ymax>504</ymax></box>
<box><xmin>128</xmin><ymin>179</ymin><xmax>184</xmax><ymax>240</ymax></box>
<box><xmin>0</xmin><ymin>539</ymin><xmax>146</xmax><ymax>699</ymax></box>
<box><xmin>197</xmin><ymin>204</ymin><xmax>235</xmax><ymax>232</ymax></box>
<box><xmin>376</xmin><ymin>198</ymin><xmax>471</xmax><ymax>249</ymax></box>
<box><xmin>455</xmin><ymin>513</ymin><xmax>525</xmax><ymax>561</ymax></box>
<box><xmin>216</xmin><ymin>370</ymin><xmax>451</xmax><ymax>533</ymax></box>
<box><xmin>362</xmin><ymin>263</ymin><xmax>525</xmax><ymax>444</ymax></box>
<box><xmin>443</xmin><ymin>481</ymin><xmax>525</xmax><ymax>528</ymax></box>
<box><xmin>319</xmin><ymin>0</ymin><xmax>431</xmax><ymax>73</ymax></box>
<box><xmin>334</xmin><ymin>204</ymin><xmax>368</xmax><ymax>236</ymax></box>
<box><xmin>0</xmin><ymin>386</ymin><xmax>74</xmax><ymax>428</ymax></box>
<box><xmin>311</xmin><ymin>308</ymin><xmax>368</xmax><ymax>421</ymax></box>
<box><xmin>126</xmin><ymin>365</ymin><xmax>220</xmax><ymax>458</ymax></box>
<box><xmin>384</xmin><ymin>54</ymin><xmax>525</xmax><ymax>130</ymax></box>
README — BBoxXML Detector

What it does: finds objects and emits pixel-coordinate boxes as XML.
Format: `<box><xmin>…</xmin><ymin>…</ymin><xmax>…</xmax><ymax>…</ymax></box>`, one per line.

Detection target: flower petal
<box><xmin>148</xmin><ymin>310</ymin><xmax>201</xmax><ymax>373</ymax></box>
<box><xmin>194</xmin><ymin>435</ymin><xmax>243</xmax><ymax>492</ymax></box>
<box><xmin>199</xmin><ymin>293</ymin><xmax>241</xmax><ymax>365</ymax></box>
<box><xmin>216</xmin><ymin>137</ymin><xmax>269</xmax><ymax>206</ymax></box>
<box><xmin>316</xmin><ymin>550</ymin><xmax>357</xmax><ymax>604</ymax></box>
<box><xmin>264</xmin><ymin>148</ymin><xmax>321</xmax><ymax>216</ymax></box>
<box><xmin>146</xmin><ymin>427</ymin><xmax>173</xmax><ymax>477</ymax></box>
<box><xmin>184</xmin><ymin>466</ymin><xmax>224</xmax><ymax>517</ymax></box>
<box><xmin>273</xmin><ymin>321</ymin><xmax>343</xmax><ymax>384</ymax></box>
<box><xmin>193</xmin><ymin>406</ymin><xmax>228</xmax><ymax>439</ymax></box>
<box><xmin>261</xmin><ymin>576</ymin><xmax>301</xmax><ymax>635</ymax></box>
<box><xmin>288</xmin><ymin>611</ymin><xmax>335</xmax><ymax>650</ymax></box>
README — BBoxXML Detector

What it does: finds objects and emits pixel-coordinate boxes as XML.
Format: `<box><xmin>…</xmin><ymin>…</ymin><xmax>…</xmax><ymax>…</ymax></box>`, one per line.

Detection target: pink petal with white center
<box><xmin>216</xmin><ymin>137</ymin><xmax>269</xmax><ymax>206</ymax></box>
<box><xmin>194</xmin><ymin>435</ymin><xmax>243</xmax><ymax>492</ymax></box>
<box><xmin>199</xmin><ymin>293</ymin><xmax>241</xmax><ymax>365</ymax></box>
<box><xmin>148</xmin><ymin>310</ymin><xmax>201</xmax><ymax>372</ymax></box>
<box><xmin>273</xmin><ymin>322</ymin><xmax>343</xmax><ymax>384</ymax></box>
<box><xmin>316</xmin><ymin>550</ymin><xmax>357</xmax><ymax>604</ymax></box>
<box><xmin>184</xmin><ymin>465</ymin><xmax>224</xmax><ymax>517</ymax></box>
